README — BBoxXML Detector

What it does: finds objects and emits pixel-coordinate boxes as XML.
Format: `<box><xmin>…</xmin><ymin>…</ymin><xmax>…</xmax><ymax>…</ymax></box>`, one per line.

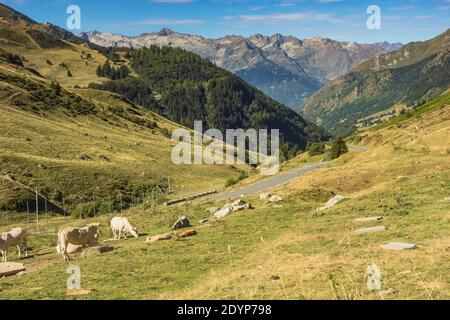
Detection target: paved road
<box><xmin>211</xmin><ymin>162</ymin><xmax>331</xmax><ymax>201</ymax></box>
<box><xmin>348</xmin><ymin>145</ymin><xmax>369</xmax><ymax>152</ymax></box>
<box><xmin>209</xmin><ymin>145</ymin><xmax>368</xmax><ymax>201</ymax></box>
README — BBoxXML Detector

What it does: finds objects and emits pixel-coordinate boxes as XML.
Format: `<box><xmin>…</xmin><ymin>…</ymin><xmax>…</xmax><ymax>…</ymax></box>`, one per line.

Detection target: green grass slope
<box><xmin>0</xmin><ymin>91</ymin><xmax>448</xmax><ymax>300</ymax></box>
<box><xmin>0</xmin><ymin>50</ymin><xmax>249</xmax><ymax>215</ymax></box>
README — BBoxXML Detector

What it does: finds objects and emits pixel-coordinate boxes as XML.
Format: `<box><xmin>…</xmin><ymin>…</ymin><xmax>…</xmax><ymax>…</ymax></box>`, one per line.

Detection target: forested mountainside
<box><xmin>89</xmin><ymin>46</ymin><xmax>326</xmax><ymax>155</ymax></box>
<box><xmin>301</xmin><ymin>29</ymin><xmax>450</xmax><ymax>137</ymax></box>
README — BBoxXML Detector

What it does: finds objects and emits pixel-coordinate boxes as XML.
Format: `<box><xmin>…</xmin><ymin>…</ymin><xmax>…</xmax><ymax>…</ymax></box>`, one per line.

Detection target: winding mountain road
<box><xmin>211</xmin><ymin>162</ymin><xmax>331</xmax><ymax>201</ymax></box>
<box><xmin>210</xmin><ymin>145</ymin><xmax>368</xmax><ymax>201</ymax></box>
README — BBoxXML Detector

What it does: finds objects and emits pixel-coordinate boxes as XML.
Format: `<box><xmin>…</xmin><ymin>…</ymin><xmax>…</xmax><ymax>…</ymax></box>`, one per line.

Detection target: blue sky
<box><xmin>3</xmin><ymin>0</ymin><xmax>449</xmax><ymax>43</ymax></box>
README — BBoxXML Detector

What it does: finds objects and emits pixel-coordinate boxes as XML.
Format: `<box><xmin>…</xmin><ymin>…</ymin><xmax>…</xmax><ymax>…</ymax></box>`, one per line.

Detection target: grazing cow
<box><xmin>111</xmin><ymin>217</ymin><xmax>139</xmax><ymax>240</ymax></box>
<box><xmin>58</xmin><ymin>224</ymin><xmax>99</xmax><ymax>261</ymax></box>
<box><xmin>0</xmin><ymin>227</ymin><xmax>28</xmax><ymax>262</ymax></box>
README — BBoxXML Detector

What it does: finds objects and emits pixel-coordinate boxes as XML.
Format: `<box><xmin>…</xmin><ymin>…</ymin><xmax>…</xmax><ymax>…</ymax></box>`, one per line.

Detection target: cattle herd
<box><xmin>0</xmin><ymin>217</ymin><xmax>139</xmax><ymax>262</ymax></box>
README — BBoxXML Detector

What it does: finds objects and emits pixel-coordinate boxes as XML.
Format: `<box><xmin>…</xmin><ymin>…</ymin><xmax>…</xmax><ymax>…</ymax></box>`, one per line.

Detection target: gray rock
<box><xmin>171</xmin><ymin>216</ymin><xmax>191</xmax><ymax>230</ymax></box>
<box><xmin>260</xmin><ymin>193</ymin><xmax>272</xmax><ymax>200</ymax></box>
<box><xmin>214</xmin><ymin>204</ymin><xmax>234</xmax><ymax>219</ymax></box>
<box><xmin>354</xmin><ymin>226</ymin><xmax>386</xmax><ymax>235</ymax></box>
<box><xmin>355</xmin><ymin>216</ymin><xmax>383</xmax><ymax>223</ymax></box>
<box><xmin>317</xmin><ymin>195</ymin><xmax>348</xmax><ymax>211</ymax></box>
<box><xmin>0</xmin><ymin>263</ymin><xmax>26</xmax><ymax>277</ymax></box>
<box><xmin>381</xmin><ymin>242</ymin><xmax>417</xmax><ymax>251</ymax></box>
<box><xmin>269</xmin><ymin>195</ymin><xmax>283</xmax><ymax>203</ymax></box>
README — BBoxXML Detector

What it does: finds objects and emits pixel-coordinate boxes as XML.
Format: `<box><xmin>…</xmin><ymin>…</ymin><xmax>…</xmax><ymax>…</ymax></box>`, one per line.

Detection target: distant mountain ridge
<box><xmin>81</xmin><ymin>29</ymin><xmax>397</xmax><ymax>109</ymax></box>
<box><xmin>0</xmin><ymin>2</ymin><xmax>325</xmax><ymax>156</ymax></box>
<box><xmin>301</xmin><ymin>29</ymin><xmax>450</xmax><ymax>136</ymax></box>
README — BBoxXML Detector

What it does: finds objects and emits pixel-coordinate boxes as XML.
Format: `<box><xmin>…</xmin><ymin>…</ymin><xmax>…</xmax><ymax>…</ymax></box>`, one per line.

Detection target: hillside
<box><xmin>0</xmin><ymin>3</ymin><xmax>325</xmax><ymax>155</ymax></box>
<box><xmin>0</xmin><ymin>45</ymin><xmax>251</xmax><ymax>215</ymax></box>
<box><xmin>81</xmin><ymin>29</ymin><xmax>388</xmax><ymax>109</ymax></box>
<box><xmin>1</xmin><ymin>88</ymin><xmax>448</xmax><ymax>300</ymax></box>
<box><xmin>301</xmin><ymin>29</ymin><xmax>450</xmax><ymax>137</ymax></box>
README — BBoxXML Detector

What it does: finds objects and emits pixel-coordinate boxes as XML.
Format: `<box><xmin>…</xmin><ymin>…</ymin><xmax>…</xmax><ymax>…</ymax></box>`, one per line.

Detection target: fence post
<box><xmin>63</xmin><ymin>197</ymin><xmax>66</xmax><ymax>219</ymax></box>
<box><xmin>45</xmin><ymin>198</ymin><xmax>48</xmax><ymax>225</ymax></box>
<box><xmin>35</xmin><ymin>188</ymin><xmax>39</xmax><ymax>232</ymax></box>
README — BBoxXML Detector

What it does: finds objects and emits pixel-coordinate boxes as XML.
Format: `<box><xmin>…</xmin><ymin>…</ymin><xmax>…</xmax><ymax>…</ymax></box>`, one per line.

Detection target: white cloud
<box><xmin>232</xmin><ymin>11</ymin><xmax>338</xmax><ymax>24</ymax></box>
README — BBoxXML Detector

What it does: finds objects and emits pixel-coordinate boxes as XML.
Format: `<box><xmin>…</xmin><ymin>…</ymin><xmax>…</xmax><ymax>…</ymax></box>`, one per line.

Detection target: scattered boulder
<box><xmin>214</xmin><ymin>204</ymin><xmax>234</xmax><ymax>219</ymax></box>
<box><xmin>260</xmin><ymin>193</ymin><xmax>282</xmax><ymax>202</ymax></box>
<box><xmin>37</xmin><ymin>164</ymin><xmax>47</xmax><ymax>169</ymax></box>
<box><xmin>354</xmin><ymin>226</ymin><xmax>386</xmax><ymax>235</ymax></box>
<box><xmin>231</xmin><ymin>199</ymin><xmax>254</xmax><ymax>212</ymax></box>
<box><xmin>269</xmin><ymin>195</ymin><xmax>282</xmax><ymax>203</ymax></box>
<box><xmin>381</xmin><ymin>242</ymin><xmax>417</xmax><ymax>251</ymax></box>
<box><xmin>0</xmin><ymin>262</ymin><xmax>26</xmax><ymax>278</ymax></box>
<box><xmin>16</xmin><ymin>271</ymin><xmax>26</xmax><ymax>277</ymax></box>
<box><xmin>260</xmin><ymin>193</ymin><xmax>272</xmax><ymax>200</ymax></box>
<box><xmin>270</xmin><ymin>275</ymin><xmax>280</xmax><ymax>281</ymax></box>
<box><xmin>317</xmin><ymin>195</ymin><xmax>348</xmax><ymax>212</ymax></box>
<box><xmin>180</xmin><ymin>230</ymin><xmax>198</xmax><ymax>238</ymax></box>
<box><xmin>171</xmin><ymin>216</ymin><xmax>191</xmax><ymax>230</ymax></box>
<box><xmin>81</xmin><ymin>246</ymin><xmax>114</xmax><ymax>257</ymax></box>
<box><xmin>355</xmin><ymin>216</ymin><xmax>383</xmax><ymax>223</ymax></box>
<box><xmin>145</xmin><ymin>233</ymin><xmax>173</xmax><ymax>243</ymax></box>
<box><xmin>214</xmin><ymin>200</ymin><xmax>254</xmax><ymax>218</ymax></box>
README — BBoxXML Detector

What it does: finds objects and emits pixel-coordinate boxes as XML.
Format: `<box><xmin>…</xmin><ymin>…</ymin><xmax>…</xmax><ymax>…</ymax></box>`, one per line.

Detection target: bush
<box><xmin>327</xmin><ymin>137</ymin><xmax>348</xmax><ymax>160</ymax></box>
<box><xmin>71</xmin><ymin>202</ymin><xmax>111</xmax><ymax>219</ymax></box>
<box><xmin>307</xmin><ymin>142</ymin><xmax>326</xmax><ymax>156</ymax></box>
<box><xmin>224</xmin><ymin>172</ymin><xmax>248</xmax><ymax>188</ymax></box>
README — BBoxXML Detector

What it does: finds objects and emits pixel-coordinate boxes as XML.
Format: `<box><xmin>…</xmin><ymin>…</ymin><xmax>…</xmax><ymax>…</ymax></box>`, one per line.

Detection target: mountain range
<box><xmin>302</xmin><ymin>29</ymin><xmax>450</xmax><ymax>136</ymax></box>
<box><xmin>0</xmin><ymin>2</ymin><xmax>325</xmax><ymax>160</ymax></box>
<box><xmin>81</xmin><ymin>29</ymin><xmax>401</xmax><ymax>110</ymax></box>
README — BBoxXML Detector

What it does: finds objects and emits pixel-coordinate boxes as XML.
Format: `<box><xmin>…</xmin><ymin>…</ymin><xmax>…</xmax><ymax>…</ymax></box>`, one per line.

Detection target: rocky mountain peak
<box><xmin>157</xmin><ymin>28</ymin><xmax>176</xmax><ymax>36</ymax></box>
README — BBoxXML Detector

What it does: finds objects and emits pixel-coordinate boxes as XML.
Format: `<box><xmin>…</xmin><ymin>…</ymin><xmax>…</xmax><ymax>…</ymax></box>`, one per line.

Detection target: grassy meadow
<box><xmin>0</xmin><ymin>91</ymin><xmax>448</xmax><ymax>300</ymax></box>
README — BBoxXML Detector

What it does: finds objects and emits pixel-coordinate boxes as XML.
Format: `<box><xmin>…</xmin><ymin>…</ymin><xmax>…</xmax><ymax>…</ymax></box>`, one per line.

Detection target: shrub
<box><xmin>71</xmin><ymin>202</ymin><xmax>111</xmax><ymax>219</ymax></box>
<box><xmin>327</xmin><ymin>137</ymin><xmax>348</xmax><ymax>160</ymax></box>
<box><xmin>224</xmin><ymin>172</ymin><xmax>248</xmax><ymax>188</ymax></box>
<box><xmin>307</xmin><ymin>142</ymin><xmax>326</xmax><ymax>157</ymax></box>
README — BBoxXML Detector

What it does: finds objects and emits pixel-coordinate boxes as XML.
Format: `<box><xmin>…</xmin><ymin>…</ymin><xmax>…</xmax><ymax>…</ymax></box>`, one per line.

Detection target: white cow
<box><xmin>111</xmin><ymin>217</ymin><xmax>139</xmax><ymax>240</ymax></box>
<box><xmin>0</xmin><ymin>227</ymin><xmax>28</xmax><ymax>262</ymax></box>
<box><xmin>57</xmin><ymin>224</ymin><xmax>99</xmax><ymax>261</ymax></box>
